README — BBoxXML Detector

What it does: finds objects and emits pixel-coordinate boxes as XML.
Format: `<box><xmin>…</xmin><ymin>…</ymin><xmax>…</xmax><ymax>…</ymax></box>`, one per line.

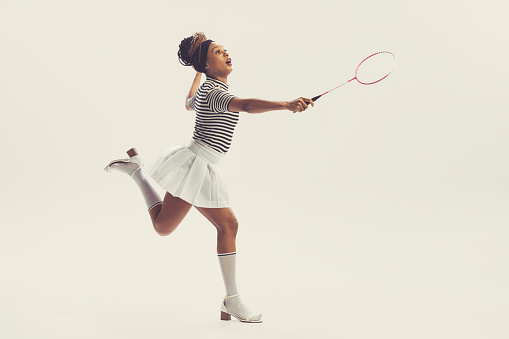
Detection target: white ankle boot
<box><xmin>220</xmin><ymin>294</ymin><xmax>263</xmax><ymax>323</ymax></box>
<box><xmin>104</xmin><ymin>148</ymin><xmax>162</xmax><ymax>211</ymax></box>
<box><xmin>104</xmin><ymin>148</ymin><xmax>143</xmax><ymax>177</ymax></box>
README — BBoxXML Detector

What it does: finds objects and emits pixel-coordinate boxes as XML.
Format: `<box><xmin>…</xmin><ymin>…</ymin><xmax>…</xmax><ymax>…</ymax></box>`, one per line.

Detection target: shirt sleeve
<box><xmin>206</xmin><ymin>87</ymin><xmax>236</xmax><ymax>113</ymax></box>
<box><xmin>188</xmin><ymin>93</ymin><xmax>197</xmax><ymax>110</ymax></box>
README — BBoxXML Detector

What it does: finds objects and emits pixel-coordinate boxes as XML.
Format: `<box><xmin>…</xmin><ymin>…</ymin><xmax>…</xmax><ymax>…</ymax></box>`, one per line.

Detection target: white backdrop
<box><xmin>1</xmin><ymin>0</ymin><xmax>508</xmax><ymax>338</ymax></box>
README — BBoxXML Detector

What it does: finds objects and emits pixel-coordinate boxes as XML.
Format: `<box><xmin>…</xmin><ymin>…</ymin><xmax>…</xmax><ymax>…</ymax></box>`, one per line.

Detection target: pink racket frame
<box><xmin>314</xmin><ymin>51</ymin><xmax>396</xmax><ymax>99</ymax></box>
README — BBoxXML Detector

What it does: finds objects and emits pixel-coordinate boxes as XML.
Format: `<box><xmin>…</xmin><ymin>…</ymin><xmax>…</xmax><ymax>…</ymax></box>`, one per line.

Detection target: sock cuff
<box><xmin>148</xmin><ymin>201</ymin><xmax>163</xmax><ymax>211</ymax></box>
<box><xmin>218</xmin><ymin>252</ymin><xmax>236</xmax><ymax>257</ymax></box>
<box><xmin>131</xmin><ymin>166</ymin><xmax>142</xmax><ymax>178</ymax></box>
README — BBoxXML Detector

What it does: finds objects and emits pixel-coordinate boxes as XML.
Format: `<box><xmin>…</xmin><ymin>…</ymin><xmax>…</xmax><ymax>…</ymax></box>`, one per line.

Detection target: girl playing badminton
<box><xmin>105</xmin><ymin>32</ymin><xmax>313</xmax><ymax>323</ymax></box>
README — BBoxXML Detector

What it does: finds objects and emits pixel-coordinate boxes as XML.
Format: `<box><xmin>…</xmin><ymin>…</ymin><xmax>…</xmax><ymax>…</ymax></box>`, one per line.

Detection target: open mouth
<box><xmin>226</xmin><ymin>58</ymin><xmax>232</xmax><ymax>66</ymax></box>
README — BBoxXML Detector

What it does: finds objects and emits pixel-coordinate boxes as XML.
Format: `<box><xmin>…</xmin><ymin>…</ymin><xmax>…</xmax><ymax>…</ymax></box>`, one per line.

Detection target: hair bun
<box><xmin>178</xmin><ymin>32</ymin><xmax>208</xmax><ymax>67</ymax></box>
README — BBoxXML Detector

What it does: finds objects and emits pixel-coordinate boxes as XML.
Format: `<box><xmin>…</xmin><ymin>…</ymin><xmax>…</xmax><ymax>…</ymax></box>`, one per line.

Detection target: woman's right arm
<box><xmin>185</xmin><ymin>72</ymin><xmax>202</xmax><ymax>111</ymax></box>
<box><xmin>228</xmin><ymin>97</ymin><xmax>313</xmax><ymax>114</ymax></box>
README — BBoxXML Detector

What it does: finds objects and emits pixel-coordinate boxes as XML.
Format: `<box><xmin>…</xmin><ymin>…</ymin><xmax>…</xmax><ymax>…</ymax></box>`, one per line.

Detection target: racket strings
<box><xmin>355</xmin><ymin>51</ymin><xmax>396</xmax><ymax>85</ymax></box>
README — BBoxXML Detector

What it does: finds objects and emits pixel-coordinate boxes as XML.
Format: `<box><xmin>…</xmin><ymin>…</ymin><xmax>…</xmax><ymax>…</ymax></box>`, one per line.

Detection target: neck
<box><xmin>207</xmin><ymin>72</ymin><xmax>228</xmax><ymax>84</ymax></box>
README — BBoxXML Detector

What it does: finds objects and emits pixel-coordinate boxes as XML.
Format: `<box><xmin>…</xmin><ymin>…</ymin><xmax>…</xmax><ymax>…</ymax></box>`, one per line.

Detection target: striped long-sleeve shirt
<box><xmin>189</xmin><ymin>77</ymin><xmax>239</xmax><ymax>153</ymax></box>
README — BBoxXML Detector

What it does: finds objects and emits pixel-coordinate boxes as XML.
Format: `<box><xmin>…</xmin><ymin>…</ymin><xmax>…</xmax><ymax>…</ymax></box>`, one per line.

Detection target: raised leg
<box><xmin>105</xmin><ymin>149</ymin><xmax>192</xmax><ymax>236</ymax></box>
<box><xmin>149</xmin><ymin>192</ymin><xmax>193</xmax><ymax>236</ymax></box>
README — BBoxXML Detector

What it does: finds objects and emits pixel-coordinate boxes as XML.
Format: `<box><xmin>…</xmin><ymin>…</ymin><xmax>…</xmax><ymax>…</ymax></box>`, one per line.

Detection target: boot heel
<box><xmin>221</xmin><ymin>311</ymin><xmax>231</xmax><ymax>321</ymax></box>
<box><xmin>126</xmin><ymin>148</ymin><xmax>138</xmax><ymax>157</ymax></box>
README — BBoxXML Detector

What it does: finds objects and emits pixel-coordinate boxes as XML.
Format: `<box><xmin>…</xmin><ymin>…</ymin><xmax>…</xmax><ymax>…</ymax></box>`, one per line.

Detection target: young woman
<box><xmin>104</xmin><ymin>32</ymin><xmax>313</xmax><ymax>323</ymax></box>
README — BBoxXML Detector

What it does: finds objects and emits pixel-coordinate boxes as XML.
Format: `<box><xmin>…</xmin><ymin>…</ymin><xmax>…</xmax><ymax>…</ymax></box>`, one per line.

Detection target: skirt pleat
<box><xmin>149</xmin><ymin>140</ymin><xmax>229</xmax><ymax>208</ymax></box>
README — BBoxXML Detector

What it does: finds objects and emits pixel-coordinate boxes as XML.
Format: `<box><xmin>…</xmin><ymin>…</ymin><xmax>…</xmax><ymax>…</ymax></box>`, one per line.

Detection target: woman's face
<box><xmin>205</xmin><ymin>42</ymin><xmax>232</xmax><ymax>78</ymax></box>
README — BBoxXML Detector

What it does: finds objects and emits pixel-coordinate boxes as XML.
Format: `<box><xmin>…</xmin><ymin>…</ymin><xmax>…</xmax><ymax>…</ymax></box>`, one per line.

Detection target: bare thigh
<box><xmin>194</xmin><ymin>206</ymin><xmax>239</xmax><ymax>253</ymax></box>
<box><xmin>194</xmin><ymin>207</ymin><xmax>238</xmax><ymax>230</ymax></box>
<box><xmin>150</xmin><ymin>192</ymin><xmax>192</xmax><ymax>236</ymax></box>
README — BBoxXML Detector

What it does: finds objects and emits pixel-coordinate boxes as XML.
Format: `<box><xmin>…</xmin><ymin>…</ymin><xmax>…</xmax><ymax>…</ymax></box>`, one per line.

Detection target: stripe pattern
<box><xmin>148</xmin><ymin>201</ymin><xmax>163</xmax><ymax>211</ymax></box>
<box><xmin>218</xmin><ymin>252</ymin><xmax>236</xmax><ymax>257</ymax></box>
<box><xmin>189</xmin><ymin>77</ymin><xmax>239</xmax><ymax>154</ymax></box>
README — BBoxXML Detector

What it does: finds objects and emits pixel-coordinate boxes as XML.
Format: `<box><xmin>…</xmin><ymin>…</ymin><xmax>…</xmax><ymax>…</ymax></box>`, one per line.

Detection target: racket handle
<box><xmin>305</xmin><ymin>95</ymin><xmax>321</xmax><ymax>105</ymax></box>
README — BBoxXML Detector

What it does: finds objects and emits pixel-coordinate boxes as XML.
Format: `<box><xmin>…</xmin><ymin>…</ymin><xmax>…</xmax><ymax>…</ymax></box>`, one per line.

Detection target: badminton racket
<box><xmin>308</xmin><ymin>51</ymin><xmax>397</xmax><ymax>103</ymax></box>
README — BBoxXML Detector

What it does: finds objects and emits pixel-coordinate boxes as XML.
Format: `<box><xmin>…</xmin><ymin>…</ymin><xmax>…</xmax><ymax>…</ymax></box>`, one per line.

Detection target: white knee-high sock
<box><xmin>131</xmin><ymin>167</ymin><xmax>162</xmax><ymax>211</ymax></box>
<box><xmin>218</xmin><ymin>252</ymin><xmax>239</xmax><ymax>295</ymax></box>
<box><xmin>109</xmin><ymin>160</ymin><xmax>162</xmax><ymax>211</ymax></box>
<box><xmin>218</xmin><ymin>252</ymin><xmax>262</xmax><ymax>321</ymax></box>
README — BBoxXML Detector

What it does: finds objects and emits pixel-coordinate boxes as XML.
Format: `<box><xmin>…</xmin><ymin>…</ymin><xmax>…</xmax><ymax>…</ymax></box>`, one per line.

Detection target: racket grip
<box><xmin>306</xmin><ymin>95</ymin><xmax>321</xmax><ymax>105</ymax></box>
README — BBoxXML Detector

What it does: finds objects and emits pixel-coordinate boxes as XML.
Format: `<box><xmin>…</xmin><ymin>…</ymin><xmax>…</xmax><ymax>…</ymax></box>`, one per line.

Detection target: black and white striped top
<box><xmin>189</xmin><ymin>77</ymin><xmax>239</xmax><ymax>154</ymax></box>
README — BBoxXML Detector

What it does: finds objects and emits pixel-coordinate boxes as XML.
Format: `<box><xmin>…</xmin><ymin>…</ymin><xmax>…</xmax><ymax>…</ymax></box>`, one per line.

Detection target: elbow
<box><xmin>243</xmin><ymin>102</ymin><xmax>254</xmax><ymax>114</ymax></box>
<box><xmin>185</xmin><ymin>97</ymin><xmax>194</xmax><ymax>111</ymax></box>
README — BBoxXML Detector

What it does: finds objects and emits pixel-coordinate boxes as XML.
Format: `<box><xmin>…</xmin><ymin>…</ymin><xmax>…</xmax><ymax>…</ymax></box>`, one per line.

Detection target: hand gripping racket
<box><xmin>309</xmin><ymin>51</ymin><xmax>397</xmax><ymax>103</ymax></box>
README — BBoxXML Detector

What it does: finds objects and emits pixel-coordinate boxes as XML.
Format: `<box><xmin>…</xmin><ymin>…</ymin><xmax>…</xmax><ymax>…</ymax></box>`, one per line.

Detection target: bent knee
<box><xmin>218</xmin><ymin>219</ymin><xmax>239</xmax><ymax>236</ymax></box>
<box><xmin>155</xmin><ymin>229</ymin><xmax>172</xmax><ymax>236</ymax></box>
<box><xmin>153</xmin><ymin>221</ymin><xmax>178</xmax><ymax>237</ymax></box>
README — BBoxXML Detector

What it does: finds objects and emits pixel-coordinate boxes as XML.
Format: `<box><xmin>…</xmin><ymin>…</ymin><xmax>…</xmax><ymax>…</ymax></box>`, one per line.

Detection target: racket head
<box><xmin>354</xmin><ymin>51</ymin><xmax>396</xmax><ymax>85</ymax></box>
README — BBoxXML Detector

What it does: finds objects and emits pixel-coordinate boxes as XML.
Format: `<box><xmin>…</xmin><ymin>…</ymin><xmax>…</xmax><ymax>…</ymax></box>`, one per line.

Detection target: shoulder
<box><xmin>201</xmin><ymin>80</ymin><xmax>216</xmax><ymax>91</ymax></box>
<box><xmin>203</xmin><ymin>82</ymin><xmax>236</xmax><ymax>113</ymax></box>
<box><xmin>204</xmin><ymin>79</ymin><xmax>234</xmax><ymax>99</ymax></box>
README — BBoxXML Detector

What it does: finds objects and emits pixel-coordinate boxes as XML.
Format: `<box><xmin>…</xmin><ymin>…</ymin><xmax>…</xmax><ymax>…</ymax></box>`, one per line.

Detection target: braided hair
<box><xmin>178</xmin><ymin>32</ymin><xmax>213</xmax><ymax>73</ymax></box>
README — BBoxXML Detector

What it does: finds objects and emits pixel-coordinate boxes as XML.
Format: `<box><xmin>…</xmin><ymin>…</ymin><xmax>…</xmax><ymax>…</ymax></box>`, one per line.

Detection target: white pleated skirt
<box><xmin>149</xmin><ymin>139</ymin><xmax>229</xmax><ymax>208</ymax></box>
